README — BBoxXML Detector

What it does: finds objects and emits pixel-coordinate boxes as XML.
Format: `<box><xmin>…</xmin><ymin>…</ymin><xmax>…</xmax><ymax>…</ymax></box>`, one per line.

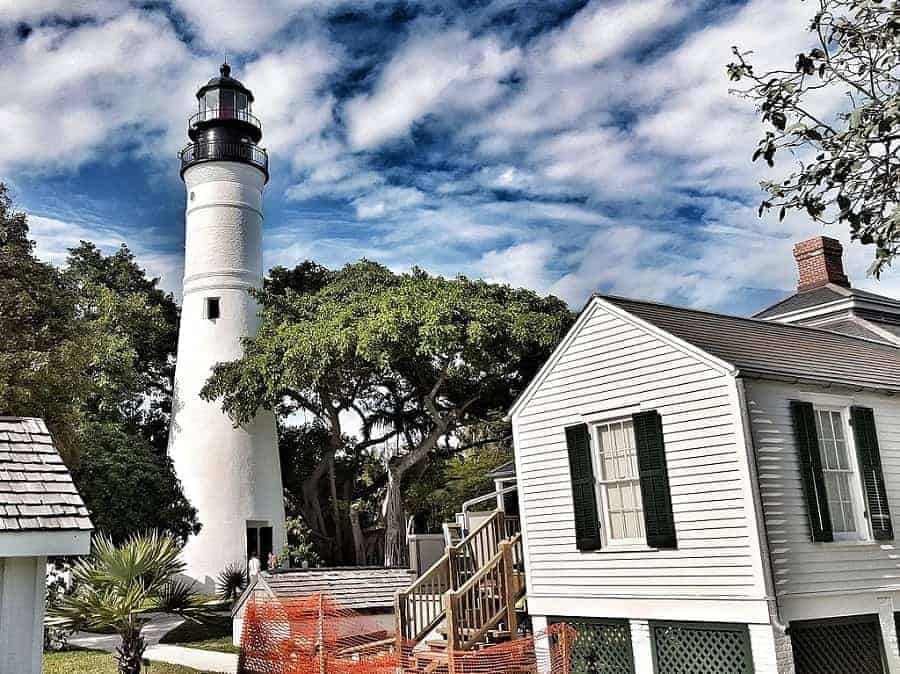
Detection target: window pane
<box><xmin>595</xmin><ymin>420</ymin><xmax>645</xmax><ymax>542</ymax></box>
<box><xmin>610</xmin><ymin>513</ymin><xmax>626</xmax><ymax>539</ymax></box>
<box><xmin>607</xmin><ymin>484</ymin><xmax>622</xmax><ymax>510</ymax></box>
<box><xmin>220</xmin><ymin>90</ymin><xmax>235</xmax><ymax>118</ymax></box>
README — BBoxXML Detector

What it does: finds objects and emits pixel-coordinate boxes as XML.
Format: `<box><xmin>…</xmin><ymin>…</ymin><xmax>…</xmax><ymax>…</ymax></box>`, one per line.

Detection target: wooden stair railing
<box><xmin>396</xmin><ymin>510</ymin><xmax>521</xmax><ymax>650</ymax></box>
<box><xmin>444</xmin><ymin>533</ymin><xmax>525</xmax><ymax>651</ymax></box>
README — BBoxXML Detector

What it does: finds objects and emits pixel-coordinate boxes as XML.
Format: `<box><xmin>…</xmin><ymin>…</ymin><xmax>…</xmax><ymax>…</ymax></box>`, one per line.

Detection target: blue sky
<box><xmin>2</xmin><ymin>0</ymin><xmax>896</xmax><ymax>314</ymax></box>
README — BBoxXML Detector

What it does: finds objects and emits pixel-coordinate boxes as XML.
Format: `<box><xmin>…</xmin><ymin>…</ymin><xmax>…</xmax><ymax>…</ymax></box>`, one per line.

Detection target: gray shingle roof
<box><xmin>0</xmin><ymin>418</ymin><xmax>92</xmax><ymax>533</ymax></box>
<box><xmin>755</xmin><ymin>284</ymin><xmax>900</xmax><ymax>318</ymax></box>
<box><xmin>245</xmin><ymin>567</ymin><xmax>415</xmax><ymax>613</ymax></box>
<box><xmin>603</xmin><ymin>296</ymin><xmax>900</xmax><ymax>393</ymax></box>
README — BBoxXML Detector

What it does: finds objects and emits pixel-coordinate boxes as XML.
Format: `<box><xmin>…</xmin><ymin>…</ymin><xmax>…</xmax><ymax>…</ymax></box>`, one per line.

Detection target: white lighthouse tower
<box><xmin>168</xmin><ymin>64</ymin><xmax>285</xmax><ymax>589</ymax></box>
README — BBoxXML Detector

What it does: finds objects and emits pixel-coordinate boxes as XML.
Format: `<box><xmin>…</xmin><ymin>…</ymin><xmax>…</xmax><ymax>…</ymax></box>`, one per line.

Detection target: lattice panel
<box><xmin>562</xmin><ymin>619</ymin><xmax>634</xmax><ymax>674</ymax></box>
<box><xmin>792</xmin><ymin>615</ymin><xmax>885</xmax><ymax>674</ymax></box>
<box><xmin>652</xmin><ymin>622</ymin><xmax>753</xmax><ymax>674</ymax></box>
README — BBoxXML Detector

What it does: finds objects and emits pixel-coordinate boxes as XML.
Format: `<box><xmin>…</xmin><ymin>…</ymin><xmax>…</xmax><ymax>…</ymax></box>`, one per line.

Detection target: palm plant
<box><xmin>215</xmin><ymin>562</ymin><xmax>248</xmax><ymax>605</ymax></box>
<box><xmin>48</xmin><ymin>531</ymin><xmax>211</xmax><ymax>674</ymax></box>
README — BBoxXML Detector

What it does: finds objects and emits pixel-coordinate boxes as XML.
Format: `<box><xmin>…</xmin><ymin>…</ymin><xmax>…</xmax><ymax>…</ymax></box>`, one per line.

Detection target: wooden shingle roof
<box><xmin>235</xmin><ymin>567</ymin><xmax>415</xmax><ymax>616</ymax></box>
<box><xmin>0</xmin><ymin>418</ymin><xmax>92</xmax><ymax>533</ymax></box>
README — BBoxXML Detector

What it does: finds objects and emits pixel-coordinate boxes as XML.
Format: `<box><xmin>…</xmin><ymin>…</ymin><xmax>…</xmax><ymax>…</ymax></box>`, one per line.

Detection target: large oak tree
<box><xmin>203</xmin><ymin>261</ymin><xmax>573</xmax><ymax>566</ymax></box>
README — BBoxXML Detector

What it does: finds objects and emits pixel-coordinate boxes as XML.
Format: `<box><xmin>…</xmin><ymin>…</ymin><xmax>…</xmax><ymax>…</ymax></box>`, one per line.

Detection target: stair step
<box><xmin>426</xmin><ymin>640</ymin><xmax>448</xmax><ymax>651</ymax></box>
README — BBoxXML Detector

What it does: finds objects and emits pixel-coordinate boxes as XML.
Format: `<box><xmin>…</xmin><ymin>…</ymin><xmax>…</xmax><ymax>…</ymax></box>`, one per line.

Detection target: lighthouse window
<box><xmin>220</xmin><ymin>89</ymin><xmax>235</xmax><ymax>118</ymax></box>
<box><xmin>204</xmin><ymin>297</ymin><xmax>220</xmax><ymax>320</ymax></box>
<box><xmin>236</xmin><ymin>93</ymin><xmax>248</xmax><ymax>121</ymax></box>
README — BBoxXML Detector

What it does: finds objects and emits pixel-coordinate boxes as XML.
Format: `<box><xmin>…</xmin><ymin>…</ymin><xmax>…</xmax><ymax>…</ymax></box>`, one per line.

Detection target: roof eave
<box><xmin>737</xmin><ymin>369</ymin><xmax>899</xmax><ymax>396</ymax></box>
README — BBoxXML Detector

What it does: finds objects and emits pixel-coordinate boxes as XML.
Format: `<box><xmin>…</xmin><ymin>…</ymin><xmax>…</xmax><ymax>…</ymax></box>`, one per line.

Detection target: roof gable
<box><xmin>508</xmin><ymin>297</ymin><xmax>733</xmax><ymax>419</ymax></box>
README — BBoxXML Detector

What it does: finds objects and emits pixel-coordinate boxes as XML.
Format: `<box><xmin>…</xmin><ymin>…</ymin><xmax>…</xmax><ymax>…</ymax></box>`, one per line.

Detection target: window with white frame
<box><xmin>814</xmin><ymin>407</ymin><xmax>868</xmax><ymax>540</ymax></box>
<box><xmin>593</xmin><ymin>419</ymin><xmax>645</xmax><ymax>544</ymax></box>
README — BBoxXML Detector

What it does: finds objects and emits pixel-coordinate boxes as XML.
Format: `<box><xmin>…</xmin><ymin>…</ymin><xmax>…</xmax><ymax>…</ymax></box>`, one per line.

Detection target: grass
<box><xmin>43</xmin><ymin>647</ymin><xmax>216</xmax><ymax>673</ymax></box>
<box><xmin>159</xmin><ymin>615</ymin><xmax>241</xmax><ymax>655</ymax></box>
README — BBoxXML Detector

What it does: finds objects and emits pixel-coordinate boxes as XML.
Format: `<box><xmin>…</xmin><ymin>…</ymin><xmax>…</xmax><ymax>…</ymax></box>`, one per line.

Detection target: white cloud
<box><xmin>344</xmin><ymin>25</ymin><xmax>520</xmax><ymax>150</ymax></box>
<box><xmin>0</xmin><ymin>9</ymin><xmax>208</xmax><ymax>174</ymax></box>
<box><xmin>475</xmin><ymin>240</ymin><xmax>558</xmax><ymax>293</ymax></box>
<box><xmin>353</xmin><ymin>186</ymin><xmax>426</xmax><ymax>219</ymax></box>
<box><xmin>28</xmin><ymin>214</ymin><xmax>184</xmax><ymax>296</ymax></box>
<box><xmin>169</xmin><ymin>0</ymin><xmax>350</xmax><ymax>53</ymax></box>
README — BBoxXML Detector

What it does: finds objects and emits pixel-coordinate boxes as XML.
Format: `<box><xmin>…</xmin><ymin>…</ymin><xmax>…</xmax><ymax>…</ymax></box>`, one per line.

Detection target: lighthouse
<box><xmin>168</xmin><ymin>64</ymin><xmax>285</xmax><ymax>589</ymax></box>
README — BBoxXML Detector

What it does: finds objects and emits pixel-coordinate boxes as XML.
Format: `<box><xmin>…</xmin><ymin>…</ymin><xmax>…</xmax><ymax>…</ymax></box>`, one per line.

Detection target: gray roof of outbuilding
<box><xmin>602</xmin><ymin>296</ymin><xmax>900</xmax><ymax>393</ymax></box>
<box><xmin>0</xmin><ymin>418</ymin><xmax>92</xmax><ymax>533</ymax></box>
<box><xmin>755</xmin><ymin>283</ymin><xmax>900</xmax><ymax>318</ymax></box>
<box><xmin>236</xmin><ymin>567</ymin><xmax>416</xmax><ymax>615</ymax></box>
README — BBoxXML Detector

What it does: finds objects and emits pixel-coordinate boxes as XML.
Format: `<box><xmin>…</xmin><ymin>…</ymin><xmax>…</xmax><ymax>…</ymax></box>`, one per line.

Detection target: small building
<box><xmin>0</xmin><ymin>417</ymin><xmax>92</xmax><ymax>674</ymax></box>
<box><xmin>510</xmin><ymin>239</ymin><xmax>900</xmax><ymax>673</ymax></box>
<box><xmin>232</xmin><ymin>567</ymin><xmax>415</xmax><ymax>646</ymax></box>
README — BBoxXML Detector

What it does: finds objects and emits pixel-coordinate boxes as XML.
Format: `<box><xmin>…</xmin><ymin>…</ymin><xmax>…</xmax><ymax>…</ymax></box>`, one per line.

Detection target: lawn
<box><xmin>44</xmin><ymin>648</ymin><xmax>215</xmax><ymax>673</ymax></box>
<box><xmin>159</xmin><ymin>615</ymin><xmax>241</xmax><ymax>654</ymax></box>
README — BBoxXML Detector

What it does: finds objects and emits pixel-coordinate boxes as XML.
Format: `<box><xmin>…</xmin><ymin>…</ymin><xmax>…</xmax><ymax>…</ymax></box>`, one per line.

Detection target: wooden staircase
<box><xmin>396</xmin><ymin>511</ymin><xmax>526</xmax><ymax>671</ymax></box>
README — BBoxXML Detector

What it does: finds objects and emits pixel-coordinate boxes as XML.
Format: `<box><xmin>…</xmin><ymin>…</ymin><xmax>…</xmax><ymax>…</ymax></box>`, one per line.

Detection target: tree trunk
<box><xmin>382</xmin><ymin>466</ymin><xmax>408</xmax><ymax>568</ymax></box>
<box><xmin>349</xmin><ymin>503</ymin><xmax>366</xmax><ymax>565</ymax></box>
<box><xmin>328</xmin><ymin>456</ymin><xmax>345</xmax><ymax>564</ymax></box>
<box><xmin>116</xmin><ymin>627</ymin><xmax>146</xmax><ymax>674</ymax></box>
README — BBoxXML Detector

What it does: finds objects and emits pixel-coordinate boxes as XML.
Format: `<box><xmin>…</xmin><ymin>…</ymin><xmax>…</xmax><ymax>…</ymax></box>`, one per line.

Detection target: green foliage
<box><xmin>284</xmin><ymin>516</ymin><xmax>324</xmax><ymax>567</ymax></box>
<box><xmin>72</xmin><ymin>421</ymin><xmax>199</xmax><ymax>544</ymax></box>
<box><xmin>44</xmin><ymin>649</ymin><xmax>214</xmax><ymax>674</ymax></box>
<box><xmin>404</xmin><ymin>441</ymin><xmax>513</xmax><ymax>532</ymax></box>
<box><xmin>203</xmin><ymin>259</ymin><xmax>573</xmax><ymax>565</ymax></box>
<box><xmin>48</xmin><ymin>532</ymin><xmax>212</xmax><ymax>674</ymax></box>
<box><xmin>0</xmin><ymin>185</ymin><xmax>194</xmax><ymax>544</ymax></box>
<box><xmin>215</xmin><ymin>562</ymin><xmax>248</xmax><ymax>604</ymax></box>
<box><xmin>729</xmin><ymin>1</ymin><xmax>900</xmax><ymax>275</ymax></box>
<box><xmin>0</xmin><ymin>184</ymin><xmax>88</xmax><ymax>458</ymax></box>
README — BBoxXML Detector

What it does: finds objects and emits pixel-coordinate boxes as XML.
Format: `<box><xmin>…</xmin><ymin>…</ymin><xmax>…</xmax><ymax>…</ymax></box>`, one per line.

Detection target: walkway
<box><xmin>69</xmin><ymin>612</ymin><xmax>238</xmax><ymax>673</ymax></box>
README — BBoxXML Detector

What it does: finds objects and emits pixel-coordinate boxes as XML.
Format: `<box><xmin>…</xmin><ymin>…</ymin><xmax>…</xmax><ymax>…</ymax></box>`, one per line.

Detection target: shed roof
<box><xmin>0</xmin><ymin>418</ymin><xmax>92</xmax><ymax>533</ymax></box>
<box><xmin>755</xmin><ymin>283</ymin><xmax>900</xmax><ymax>318</ymax></box>
<box><xmin>234</xmin><ymin>567</ymin><xmax>415</xmax><ymax>616</ymax></box>
<box><xmin>602</xmin><ymin>296</ymin><xmax>900</xmax><ymax>393</ymax></box>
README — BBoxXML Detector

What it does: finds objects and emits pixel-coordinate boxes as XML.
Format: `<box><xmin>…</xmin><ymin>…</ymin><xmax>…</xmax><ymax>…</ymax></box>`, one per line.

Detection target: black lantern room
<box><xmin>179</xmin><ymin>63</ymin><xmax>269</xmax><ymax>182</ymax></box>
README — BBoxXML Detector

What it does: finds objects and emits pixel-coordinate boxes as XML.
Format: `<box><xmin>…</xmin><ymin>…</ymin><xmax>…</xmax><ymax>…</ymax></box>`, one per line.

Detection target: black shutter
<box><xmin>790</xmin><ymin>400</ymin><xmax>833</xmax><ymax>542</ymax></box>
<box><xmin>633</xmin><ymin>411</ymin><xmax>677</xmax><ymax>549</ymax></box>
<box><xmin>565</xmin><ymin>424</ymin><xmax>602</xmax><ymax>551</ymax></box>
<box><xmin>851</xmin><ymin>406</ymin><xmax>893</xmax><ymax>541</ymax></box>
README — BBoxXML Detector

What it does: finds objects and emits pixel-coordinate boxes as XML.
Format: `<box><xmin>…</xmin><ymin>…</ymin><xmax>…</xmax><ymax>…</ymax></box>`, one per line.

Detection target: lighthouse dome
<box><xmin>180</xmin><ymin>63</ymin><xmax>268</xmax><ymax>182</ymax></box>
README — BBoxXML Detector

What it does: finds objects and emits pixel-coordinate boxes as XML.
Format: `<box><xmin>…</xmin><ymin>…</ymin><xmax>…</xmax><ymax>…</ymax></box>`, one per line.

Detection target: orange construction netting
<box><xmin>238</xmin><ymin>594</ymin><xmax>575</xmax><ymax>674</ymax></box>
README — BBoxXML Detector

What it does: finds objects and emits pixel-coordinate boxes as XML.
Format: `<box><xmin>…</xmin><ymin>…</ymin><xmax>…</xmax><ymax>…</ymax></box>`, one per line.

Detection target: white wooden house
<box><xmin>510</xmin><ymin>238</ymin><xmax>900</xmax><ymax>674</ymax></box>
<box><xmin>0</xmin><ymin>417</ymin><xmax>92</xmax><ymax>674</ymax></box>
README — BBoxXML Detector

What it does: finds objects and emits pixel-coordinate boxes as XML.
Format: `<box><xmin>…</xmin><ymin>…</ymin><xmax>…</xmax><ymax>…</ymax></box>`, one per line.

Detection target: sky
<box><xmin>2</xmin><ymin>0</ymin><xmax>897</xmax><ymax>315</ymax></box>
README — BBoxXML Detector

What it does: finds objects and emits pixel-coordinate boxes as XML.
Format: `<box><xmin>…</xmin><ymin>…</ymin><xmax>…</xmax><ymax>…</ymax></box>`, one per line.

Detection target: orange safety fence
<box><xmin>238</xmin><ymin>594</ymin><xmax>575</xmax><ymax>674</ymax></box>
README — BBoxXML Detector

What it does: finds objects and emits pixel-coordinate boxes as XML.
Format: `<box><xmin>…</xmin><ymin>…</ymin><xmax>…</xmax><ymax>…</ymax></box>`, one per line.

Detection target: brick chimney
<box><xmin>793</xmin><ymin>236</ymin><xmax>851</xmax><ymax>291</ymax></box>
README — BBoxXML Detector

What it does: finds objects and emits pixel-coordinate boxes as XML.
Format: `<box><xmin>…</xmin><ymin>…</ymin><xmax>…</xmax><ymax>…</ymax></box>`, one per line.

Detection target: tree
<box><xmin>728</xmin><ymin>1</ymin><xmax>900</xmax><ymax>275</ymax></box>
<box><xmin>203</xmin><ymin>261</ymin><xmax>573</xmax><ymax>566</ymax></box>
<box><xmin>48</xmin><ymin>532</ymin><xmax>211</xmax><ymax>674</ymax></box>
<box><xmin>0</xmin><ymin>184</ymin><xmax>88</xmax><ymax>458</ymax></box>
<box><xmin>64</xmin><ymin>241</ymin><xmax>179</xmax><ymax>452</ymax></box>
<box><xmin>0</xmin><ymin>186</ymin><xmax>196</xmax><ymax>543</ymax></box>
<box><xmin>72</xmin><ymin>421</ymin><xmax>199</xmax><ymax>544</ymax></box>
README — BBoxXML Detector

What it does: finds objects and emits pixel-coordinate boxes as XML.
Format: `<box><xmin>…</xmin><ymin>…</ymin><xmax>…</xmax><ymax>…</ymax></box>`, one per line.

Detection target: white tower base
<box><xmin>169</xmin><ymin>161</ymin><xmax>285</xmax><ymax>590</ymax></box>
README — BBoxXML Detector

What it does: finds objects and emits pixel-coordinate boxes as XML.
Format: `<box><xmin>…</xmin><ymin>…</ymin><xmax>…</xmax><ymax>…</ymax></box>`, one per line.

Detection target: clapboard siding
<box><xmin>746</xmin><ymin>379</ymin><xmax>900</xmax><ymax>599</ymax></box>
<box><xmin>512</xmin><ymin>301</ymin><xmax>765</xmax><ymax>607</ymax></box>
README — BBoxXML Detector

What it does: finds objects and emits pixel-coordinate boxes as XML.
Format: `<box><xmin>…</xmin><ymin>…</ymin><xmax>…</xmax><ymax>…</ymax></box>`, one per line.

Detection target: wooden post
<box><xmin>499</xmin><ymin>541</ymin><xmax>519</xmax><ymax>638</ymax></box>
<box><xmin>560</xmin><ymin>625</ymin><xmax>570</xmax><ymax>674</ymax></box>
<box><xmin>447</xmin><ymin>545</ymin><xmax>460</xmax><ymax>589</ymax></box>
<box><xmin>445</xmin><ymin>589</ymin><xmax>458</xmax><ymax>674</ymax></box>
<box><xmin>395</xmin><ymin>590</ymin><xmax>406</xmax><ymax>656</ymax></box>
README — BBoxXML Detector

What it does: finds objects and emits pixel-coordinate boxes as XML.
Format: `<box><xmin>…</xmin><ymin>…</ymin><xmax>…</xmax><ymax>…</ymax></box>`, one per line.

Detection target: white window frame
<box><xmin>591</xmin><ymin>418</ymin><xmax>647</xmax><ymax>548</ymax></box>
<box><xmin>813</xmin><ymin>405</ymin><xmax>871</xmax><ymax>542</ymax></box>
